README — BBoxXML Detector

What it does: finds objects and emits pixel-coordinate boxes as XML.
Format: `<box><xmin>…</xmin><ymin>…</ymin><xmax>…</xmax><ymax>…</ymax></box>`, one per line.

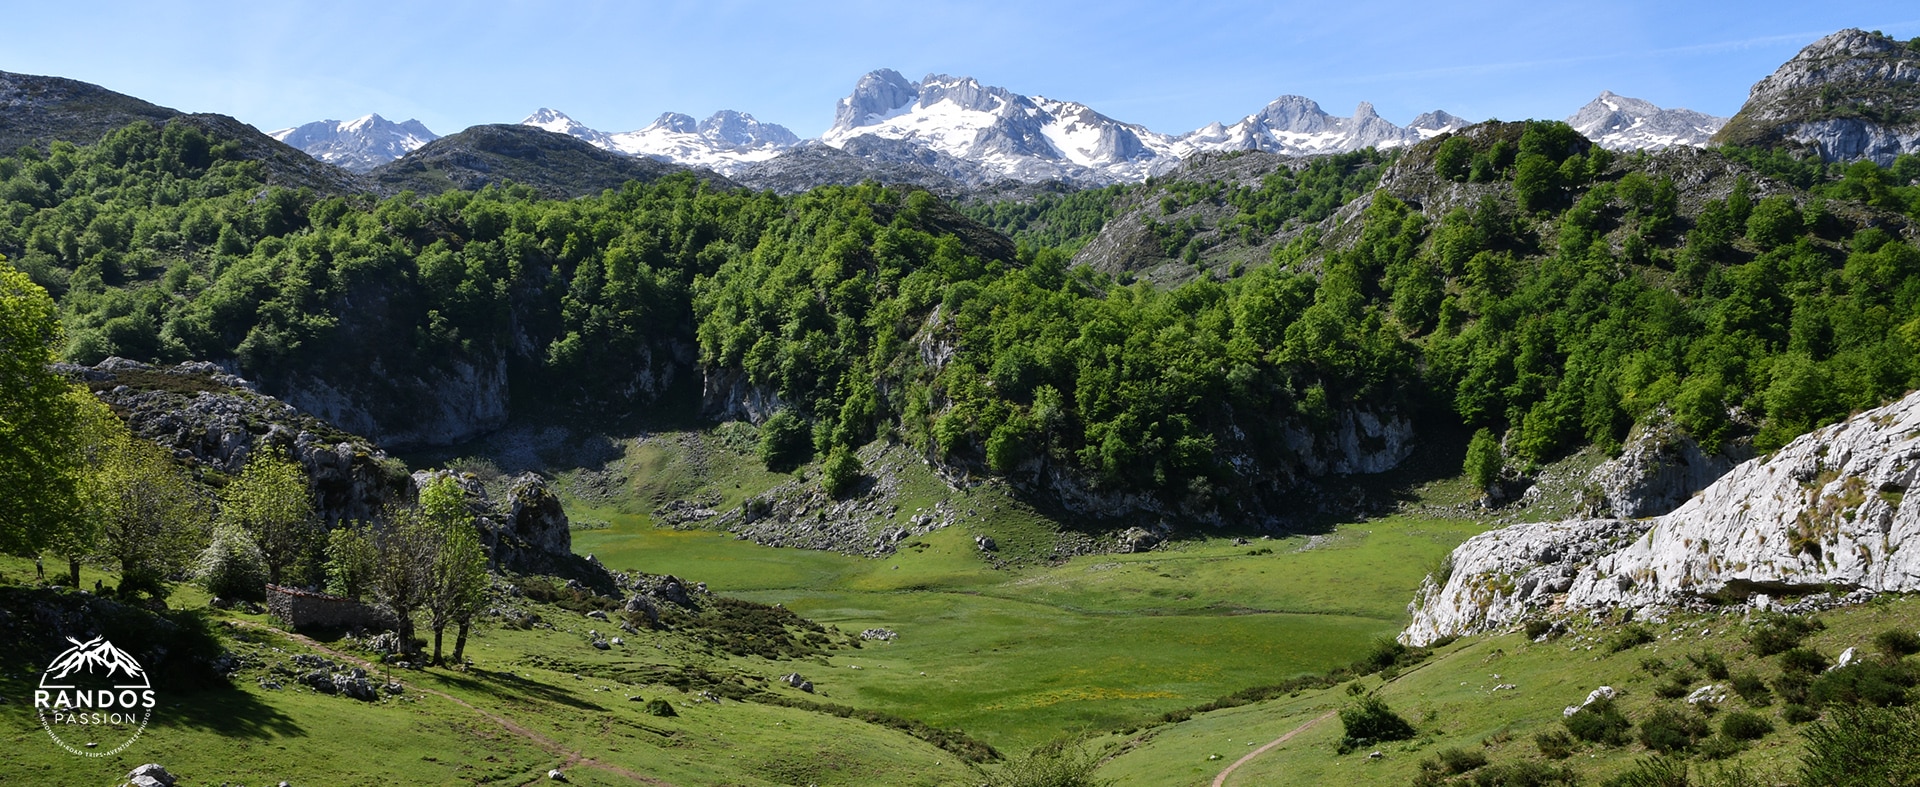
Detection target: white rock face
<box><xmin>1405</xmin><ymin>390</ymin><xmax>1920</xmax><ymax>645</ymax></box>
<box><xmin>1587</xmin><ymin>416</ymin><xmax>1752</xmax><ymax>519</ymax></box>
<box><xmin>1401</xmin><ymin>519</ymin><xmax>1651</xmax><ymax>646</ymax></box>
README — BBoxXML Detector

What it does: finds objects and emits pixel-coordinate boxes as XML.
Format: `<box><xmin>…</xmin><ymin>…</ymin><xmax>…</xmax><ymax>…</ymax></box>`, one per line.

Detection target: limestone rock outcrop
<box><xmin>1713</xmin><ymin>29</ymin><xmax>1920</xmax><ymax>164</ymax></box>
<box><xmin>1404</xmin><ymin>389</ymin><xmax>1920</xmax><ymax>645</ymax></box>
<box><xmin>1586</xmin><ymin>416</ymin><xmax>1753</xmax><ymax>519</ymax></box>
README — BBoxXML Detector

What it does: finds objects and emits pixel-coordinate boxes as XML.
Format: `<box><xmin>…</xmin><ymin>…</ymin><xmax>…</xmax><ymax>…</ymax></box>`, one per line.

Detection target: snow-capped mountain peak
<box><xmin>1565</xmin><ymin>91</ymin><xmax>1727</xmax><ymax>151</ymax></box>
<box><xmin>268</xmin><ymin>114</ymin><xmax>438</xmax><ymax>174</ymax></box>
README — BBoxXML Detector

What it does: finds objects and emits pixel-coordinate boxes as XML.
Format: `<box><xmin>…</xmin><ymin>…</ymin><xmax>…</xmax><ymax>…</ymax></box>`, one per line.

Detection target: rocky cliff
<box><xmin>69</xmin><ymin>358</ymin><xmax>411</xmax><ymax>523</ymax></box>
<box><xmin>1713</xmin><ymin>29</ymin><xmax>1920</xmax><ymax>164</ymax></box>
<box><xmin>1403</xmin><ymin>389</ymin><xmax>1920</xmax><ymax>645</ymax></box>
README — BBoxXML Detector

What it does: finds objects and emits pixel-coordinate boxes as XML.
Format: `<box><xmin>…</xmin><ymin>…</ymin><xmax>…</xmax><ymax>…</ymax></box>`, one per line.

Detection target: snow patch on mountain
<box><xmin>517</xmin><ymin>108</ymin><xmax>798</xmax><ymax>174</ymax></box>
<box><xmin>1565</xmin><ymin>91</ymin><xmax>1726</xmax><ymax>151</ymax></box>
<box><xmin>268</xmin><ymin>114</ymin><xmax>437</xmax><ymax>174</ymax></box>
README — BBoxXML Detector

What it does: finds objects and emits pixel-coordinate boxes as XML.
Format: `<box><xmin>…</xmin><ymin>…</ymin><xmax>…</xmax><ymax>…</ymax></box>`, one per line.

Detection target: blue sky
<box><xmin>6</xmin><ymin>1</ymin><xmax>1919</xmax><ymax>139</ymax></box>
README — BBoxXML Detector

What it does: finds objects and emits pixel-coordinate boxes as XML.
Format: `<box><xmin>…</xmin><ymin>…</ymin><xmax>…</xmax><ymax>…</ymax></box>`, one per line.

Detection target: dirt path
<box><xmin>1210</xmin><ymin>709</ymin><xmax>1337</xmax><ymax>787</ymax></box>
<box><xmin>233</xmin><ymin>621</ymin><xmax>675</xmax><ymax>786</ymax></box>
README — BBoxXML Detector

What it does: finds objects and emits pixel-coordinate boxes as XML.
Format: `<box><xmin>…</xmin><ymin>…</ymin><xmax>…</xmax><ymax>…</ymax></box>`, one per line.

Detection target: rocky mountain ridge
<box><xmin>1402</xmin><ymin>388</ymin><xmax>1920</xmax><ymax>646</ymax></box>
<box><xmin>272</xmin><ymin>68</ymin><xmax>1741</xmax><ymax>189</ymax></box>
<box><xmin>1565</xmin><ymin>91</ymin><xmax>1727</xmax><ymax>151</ymax></box>
<box><xmin>268</xmin><ymin>114</ymin><xmax>438</xmax><ymax>174</ymax></box>
<box><xmin>1714</xmin><ymin>28</ymin><xmax>1920</xmax><ymax>164</ymax></box>
<box><xmin>517</xmin><ymin>108</ymin><xmax>798</xmax><ymax>175</ymax></box>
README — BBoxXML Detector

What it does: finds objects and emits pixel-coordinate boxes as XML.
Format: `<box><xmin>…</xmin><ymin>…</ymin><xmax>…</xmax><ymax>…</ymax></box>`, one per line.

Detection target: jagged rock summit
<box><xmin>818</xmin><ymin>69</ymin><xmax>1471</xmax><ymax>185</ymax></box>
<box><xmin>518</xmin><ymin>107</ymin><xmax>799</xmax><ymax>174</ymax></box>
<box><xmin>1179</xmin><ymin>97</ymin><xmax>1469</xmax><ymax>158</ymax></box>
<box><xmin>822</xmin><ymin>69</ymin><xmax>1181</xmax><ymax>184</ymax></box>
<box><xmin>1565</xmin><ymin>91</ymin><xmax>1726</xmax><ymax>151</ymax></box>
<box><xmin>269</xmin><ymin>114</ymin><xmax>439</xmax><ymax>173</ymax></box>
<box><xmin>1713</xmin><ymin>28</ymin><xmax>1920</xmax><ymax>163</ymax></box>
<box><xmin>1403</xmin><ymin>389</ymin><xmax>1920</xmax><ymax>646</ymax></box>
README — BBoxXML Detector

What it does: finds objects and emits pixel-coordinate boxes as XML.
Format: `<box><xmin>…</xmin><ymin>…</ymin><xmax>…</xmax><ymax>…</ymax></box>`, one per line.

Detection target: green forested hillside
<box><xmin>4</xmin><ymin>117</ymin><xmax>1920</xmax><ymax>512</ymax></box>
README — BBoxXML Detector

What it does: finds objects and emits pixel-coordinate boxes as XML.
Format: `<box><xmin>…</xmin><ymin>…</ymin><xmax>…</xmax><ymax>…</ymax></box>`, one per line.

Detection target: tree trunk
<box><xmin>67</xmin><ymin>558</ymin><xmax>80</xmax><ymax>587</ymax></box>
<box><xmin>452</xmin><ymin>621</ymin><xmax>470</xmax><ymax>667</ymax></box>
<box><xmin>431</xmin><ymin>625</ymin><xmax>444</xmax><ymax>666</ymax></box>
<box><xmin>394</xmin><ymin>609</ymin><xmax>416</xmax><ymax>657</ymax></box>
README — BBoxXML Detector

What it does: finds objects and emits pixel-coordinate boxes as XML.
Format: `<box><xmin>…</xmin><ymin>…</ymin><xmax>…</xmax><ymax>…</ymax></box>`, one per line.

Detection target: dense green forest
<box><xmin>4</xmin><ymin>118</ymin><xmax>1920</xmax><ymax>513</ymax></box>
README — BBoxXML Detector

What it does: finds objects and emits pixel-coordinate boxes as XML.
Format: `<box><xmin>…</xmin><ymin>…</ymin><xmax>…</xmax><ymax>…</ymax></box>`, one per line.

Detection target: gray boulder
<box><xmin>123</xmin><ymin>764</ymin><xmax>175</xmax><ymax>787</ymax></box>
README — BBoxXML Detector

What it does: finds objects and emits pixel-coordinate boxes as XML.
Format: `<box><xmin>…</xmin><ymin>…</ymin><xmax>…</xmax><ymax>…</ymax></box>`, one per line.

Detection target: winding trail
<box><xmin>1210</xmin><ymin>709</ymin><xmax>1337</xmax><ymax>787</ymax></box>
<box><xmin>232</xmin><ymin>620</ymin><xmax>675</xmax><ymax>786</ymax></box>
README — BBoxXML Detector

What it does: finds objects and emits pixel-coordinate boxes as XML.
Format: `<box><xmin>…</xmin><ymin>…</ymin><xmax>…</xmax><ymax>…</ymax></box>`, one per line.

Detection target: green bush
<box><xmin>757</xmin><ymin>409</ymin><xmax>813</xmax><ymax>471</ymax></box>
<box><xmin>1469</xmin><ymin>760</ymin><xmax>1579</xmax><ymax>786</ymax></box>
<box><xmin>1782</xmin><ymin>703</ymin><xmax>1820</xmax><ymax>724</ymax></box>
<box><xmin>1746</xmin><ymin>615</ymin><xmax>1823</xmax><ymax>656</ymax></box>
<box><xmin>1797</xmin><ymin>705</ymin><xmax>1920</xmax><ymax>786</ymax></box>
<box><xmin>1874</xmin><ymin>628</ymin><xmax>1920</xmax><ymax>659</ymax></box>
<box><xmin>1607</xmin><ymin>624</ymin><xmax>1657</xmax><ymax>653</ymax></box>
<box><xmin>1779</xmin><ymin>647</ymin><xmax>1830</xmax><ymax>675</ymax></box>
<box><xmin>1687</xmin><ymin>651</ymin><xmax>1731</xmax><ymax>681</ymax></box>
<box><xmin>1810</xmin><ymin>660</ymin><xmax>1918</xmax><ymax>707</ymax></box>
<box><xmin>1601</xmin><ymin>756</ymin><xmax>1690</xmax><ymax>787</ymax></box>
<box><xmin>1337</xmin><ymin>695</ymin><xmax>1416</xmax><ymax>753</ymax></box>
<box><xmin>975</xmin><ymin>740</ymin><xmax>1109</xmax><ymax>787</ymax></box>
<box><xmin>1730</xmin><ymin>672</ymin><xmax>1772</xmax><ymax>706</ymax></box>
<box><xmin>643</xmin><ymin>698</ymin><xmax>677</xmax><ymax>717</ymax></box>
<box><xmin>1637</xmin><ymin>706</ymin><xmax>1710</xmax><ymax>754</ymax></box>
<box><xmin>1534</xmin><ymin>729</ymin><xmax>1576</xmax><ymax>759</ymax></box>
<box><xmin>1565</xmin><ymin>698</ymin><xmax>1632</xmax><ymax>745</ymax></box>
<box><xmin>1697</xmin><ymin>733</ymin><xmax>1746</xmax><ymax>760</ymax></box>
<box><xmin>1433</xmin><ymin>747</ymin><xmax>1489</xmax><ymax>774</ymax></box>
<box><xmin>1719</xmin><ymin>710</ymin><xmax>1773</xmax><ymax>740</ymax></box>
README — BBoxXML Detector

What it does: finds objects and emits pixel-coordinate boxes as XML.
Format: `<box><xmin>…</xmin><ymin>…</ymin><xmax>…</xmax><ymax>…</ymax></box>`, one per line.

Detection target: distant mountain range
<box><xmin>269</xmin><ymin>114</ymin><xmax>438</xmax><ymax>173</ymax></box>
<box><xmin>261</xmin><ymin>72</ymin><xmax>1725</xmax><ymax>187</ymax></box>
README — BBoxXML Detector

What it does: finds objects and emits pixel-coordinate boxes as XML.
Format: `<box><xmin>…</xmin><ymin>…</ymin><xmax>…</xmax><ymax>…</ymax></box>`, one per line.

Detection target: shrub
<box><xmin>1607</xmin><ymin>624</ymin><xmax>1657</xmax><ymax>652</ymax></box>
<box><xmin>1874</xmin><ymin>628</ymin><xmax>1920</xmax><ymax>659</ymax></box>
<box><xmin>197</xmin><ymin>524</ymin><xmax>268</xmax><ymax>602</ymax></box>
<box><xmin>1337</xmin><ymin>695</ymin><xmax>1416</xmax><ymax>753</ymax></box>
<box><xmin>757</xmin><ymin>409</ymin><xmax>813</xmax><ymax>471</ymax></box>
<box><xmin>1697</xmin><ymin>733</ymin><xmax>1746</xmax><ymax>760</ymax></box>
<box><xmin>1435</xmin><ymin>747</ymin><xmax>1489</xmax><ymax>774</ymax></box>
<box><xmin>1654</xmin><ymin>675</ymin><xmax>1692</xmax><ymax>700</ymax></box>
<box><xmin>1810</xmin><ymin>660</ymin><xmax>1917</xmax><ymax>707</ymax></box>
<box><xmin>1730</xmin><ymin>672</ymin><xmax>1772</xmax><ymax>706</ymax></box>
<box><xmin>976</xmin><ymin>740</ymin><xmax>1108</xmax><ymax>787</ymax></box>
<box><xmin>1470</xmin><ymin>761</ymin><xmax>1579</xmax><ymax>786</ymax></box>
<box><xmin>1687</xmin><ymin>651</ymin><xmax>1731</xmax><ymax>681</ymax></box>
<box><xmin>1638</xmin><ymin>706</ymin><xmax>1710</xmax><ymax>754</ymax></box>
<box><xmin>1773</xmin><ymin>673</ymin><xmax>1812</xmax><ymax>705</ymax></box>
<box><xmin>1565</xmin><ymin>698</ymin><xmax>1631</xmax><ymax>745</ymax></box>
<box><xmin>1779</xmin><ymin>647</ymin><xmax>1830</xmax><ymax>675</ymax></box>
<box><xmin>1465</xmin><ymin>428</ymin><xmax>1503</xmax><ymax>491</ymax></box>
<box><xmin>1782</xmin><ymin>703</ymin><xmax>1820</xmax><ymax>724</ymax></box>
<box><xmin>1798</xmin><ymin>705</ymin><xmax>1920</xmax><ymax>787</ymax></box>
<box><xmin>1719</xmin><ymin>710</ymin><xmax>1774</xmax><ymax>740</ymax></box>
<box><xmin>1601</xmin><ymin>756</ymin><xmax>1690</xmax><ymax>787</ymax></box>
<box><xmin>643</xmin><ymin>698</ymin><xmax>676</xmax><ymax>717</ymax></box>
<box><xmin>1641</xmin><ymin>656</ymin><xmax>1670</xmax><ymax>675</ymax></box>
<box><xmin>1746</xmin><ymin>615</ymin><xmax>1823</xmax><ymax>656</ymax></box>
<box><xmin>1534</xmin><ymin>729</ymin><xmax>1576</xmax><ymax>759</ymax></box>
<box><xmin>1525</xmin><ymin>619</ymin><xmax>1555</xmax><ymax>641</ymax></box>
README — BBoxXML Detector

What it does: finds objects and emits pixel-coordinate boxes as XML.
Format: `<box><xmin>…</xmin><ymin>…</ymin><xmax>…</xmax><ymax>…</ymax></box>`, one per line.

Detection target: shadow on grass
<box><xmin>150</xmin><ymin>681</ymin><xmax>306</xmax><ymax>739</ymax></box>
<box><xmin>0</xmin><ymin>586</ymin><xmax>304</xmax><ymax>740</ymax></box>
<box><xmin>430</xmin><ymin>667</ymin><xmax>609</xmax><ymax>713</ymax></box>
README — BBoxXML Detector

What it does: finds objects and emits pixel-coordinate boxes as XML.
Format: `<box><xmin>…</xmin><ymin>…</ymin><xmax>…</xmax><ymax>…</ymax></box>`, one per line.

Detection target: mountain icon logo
<box><xmin>35</xmin><ymin>636</ymin><xmax>157</xmax><ymax>757</ymax></box>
